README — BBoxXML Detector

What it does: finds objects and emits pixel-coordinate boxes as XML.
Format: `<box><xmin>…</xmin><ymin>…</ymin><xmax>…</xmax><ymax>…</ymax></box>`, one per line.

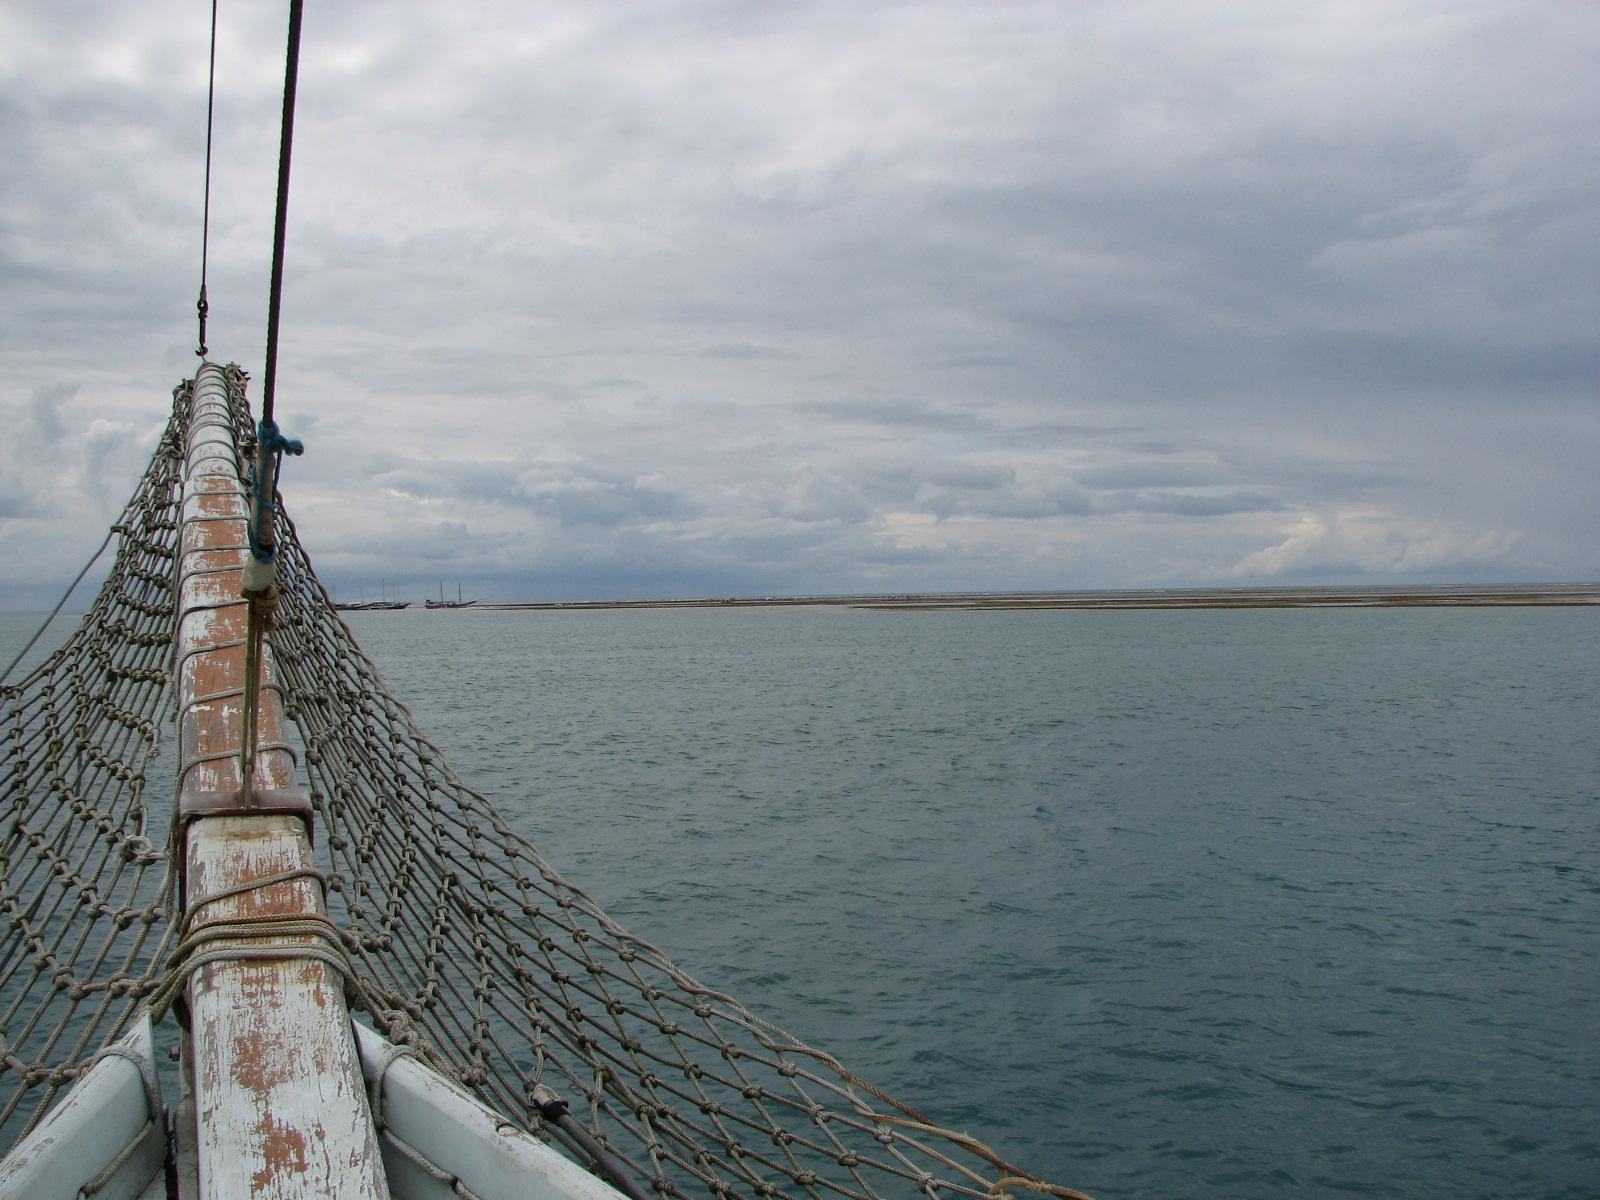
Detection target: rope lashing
<box><xmin>243</xmin><ymin>418</ymin><xmax>304</xmax><ymax>585</ymax></box>
<box><xmin>145</xmin><ymin>867</ymin><xmax>364</xmax><ymax>1023</ymax></box>
<box><xmin>143</xmin><ymin>912</ymin><xmax>357</xmax><ymax>1023</ymax></box>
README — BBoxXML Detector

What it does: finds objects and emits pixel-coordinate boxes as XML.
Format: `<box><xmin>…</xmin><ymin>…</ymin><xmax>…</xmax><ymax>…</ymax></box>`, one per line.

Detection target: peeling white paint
<box><xmin>186</xmin><ymin>819</ymin><xmax>385</xmax><ymax>1200</ymax></box>
<box><xmin>177</xmin><ymin>364</ymin><xmax>387</xmax><ymax>1200</ymax></box>
<box><xmin>354</xmin><ymin>1023</ymin><xmax>624</xmax><ymax>1200</ymax></box>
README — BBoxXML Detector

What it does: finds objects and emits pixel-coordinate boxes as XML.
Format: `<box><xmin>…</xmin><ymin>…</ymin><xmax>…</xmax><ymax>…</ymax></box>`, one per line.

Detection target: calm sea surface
<box><xmin>4</xmin><ymin>605</ymin><xmax>1597</xmax><ymax>1197</ymax></box>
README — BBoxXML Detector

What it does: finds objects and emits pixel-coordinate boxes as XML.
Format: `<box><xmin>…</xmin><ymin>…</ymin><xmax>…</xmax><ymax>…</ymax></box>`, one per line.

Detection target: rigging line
<box><xmin>196</xmin><ymin>0</ymin><xmax>218</xmax><ymax>358</ymax></box>
<box><xmin>260</xmin><ymin>0</ymin><xmax>303</xmax><ymax>428</ymax></box>
<box><xmin>0</xmin><ymin>525</ymin><xmax>118</xmax><ymax>687</ymax></box>
<box><xmin>241</xmin><ymin>0</ymin><xmax>305</xmax><ymax>799</ymax></box>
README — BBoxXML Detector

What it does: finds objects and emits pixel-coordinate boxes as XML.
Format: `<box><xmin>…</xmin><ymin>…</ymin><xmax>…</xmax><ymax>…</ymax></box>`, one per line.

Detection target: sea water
<box><xmin>3</xmin><ymin>604</ymin><xmax>1596</xmax><ymax>1197</ymax></box>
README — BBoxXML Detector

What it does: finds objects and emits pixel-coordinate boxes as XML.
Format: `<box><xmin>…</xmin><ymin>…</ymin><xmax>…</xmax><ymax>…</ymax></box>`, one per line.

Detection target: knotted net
<box><xmin>2</xmin><ymin>370</ymin><xmax>1079</xmax><ymax>1199</ymax></box>
<box><xmin>0</xmin><ymin>386</ymin><xmax>185</xmax><ymax>1146</ymax></box>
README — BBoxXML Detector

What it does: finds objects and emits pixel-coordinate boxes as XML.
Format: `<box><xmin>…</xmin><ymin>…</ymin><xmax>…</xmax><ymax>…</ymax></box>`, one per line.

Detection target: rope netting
<box><xmin>0</xmin><ymin>387</ymin><xmax>186</xmax><ymax>1145</ymax></box>
<box><xmin>2</xmin><ymin>370</ymin><xmax>1079</xmax><ymax>1199</ymax></box>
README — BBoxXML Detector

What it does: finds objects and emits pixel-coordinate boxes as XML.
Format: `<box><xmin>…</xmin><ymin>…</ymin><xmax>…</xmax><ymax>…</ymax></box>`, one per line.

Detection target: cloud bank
<box><xmin>1</xmin><ymin>1</ymin><xmax>1595</xmax><ymax>606</ymax></box>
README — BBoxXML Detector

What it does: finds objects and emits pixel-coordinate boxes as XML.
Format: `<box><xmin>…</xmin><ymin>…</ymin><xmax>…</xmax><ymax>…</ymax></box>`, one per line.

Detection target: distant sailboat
<box><xmin>339</xmin><ymin>580</ymin><xmax>410</xmax><ymax>611</ymax></box>
<box><xmin>426</xmin><ymin>581</ymin><xmax>477</xmax><ymax>609</ymax></box>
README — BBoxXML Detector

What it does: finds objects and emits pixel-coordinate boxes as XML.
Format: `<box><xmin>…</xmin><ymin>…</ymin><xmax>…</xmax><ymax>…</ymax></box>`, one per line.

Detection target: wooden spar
<box><xmin>177</xmin><ymin>363</ymin><xmax>386</xmax><ymax>1198</ymax></box>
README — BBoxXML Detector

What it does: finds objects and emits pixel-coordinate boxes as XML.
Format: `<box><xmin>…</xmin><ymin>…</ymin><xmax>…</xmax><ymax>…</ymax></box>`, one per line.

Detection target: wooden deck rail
<box><xmin>176</xmin><ymin>362</ymin><xmax>385</xmax><ymax>1198</ymax></box>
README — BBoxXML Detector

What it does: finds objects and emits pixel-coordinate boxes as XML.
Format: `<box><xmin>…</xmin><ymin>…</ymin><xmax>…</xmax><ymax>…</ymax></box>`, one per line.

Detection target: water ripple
<box><xmin>330</xmin><ymin>605</ymin><xmax>1600</xmax><ymax>1200</ymax></box>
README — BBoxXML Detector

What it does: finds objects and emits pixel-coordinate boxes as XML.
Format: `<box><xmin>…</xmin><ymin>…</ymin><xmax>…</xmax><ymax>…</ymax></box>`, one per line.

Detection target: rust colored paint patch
<box><xmin>183</xmin><ymin>646</ymin><xmax>245</xmax><ymax>700</ymax></box>
<box><xmin>231</xmin><ymin>1022</ymin><xmax>300</xmax><ymax>1093</ymax></box>
<box><xmin>184</xmin><ymin>547</ymin><xmax>249</xmax><ymax>573</ymax></box>
<box><xmin>182</xmin><ymin>518</ymin><xmax>249</xmax><ymax>555</ymax></box>
<box><xmin>252</xmin><ymin>1114</ymin><xmax>311</xmax><ymax>1194</ymax></box>
<box><xmin>181</xmin><ymin>575</ymin><xmax>248</xmax><ymax>611</ymax></box>
<box><xmin>177</xmin><ymin>592</ymin><xmax>293</xmax><ymax>794</ymax></box>
<box><xmin>185</xmin><ymin>701</ymin><xmax>286</xmax><ymax>760</ymax></box>
<box><xmin>195</xmin><ymin>488</ymin><xmax>247</xmax><ymax>514</ymax></box>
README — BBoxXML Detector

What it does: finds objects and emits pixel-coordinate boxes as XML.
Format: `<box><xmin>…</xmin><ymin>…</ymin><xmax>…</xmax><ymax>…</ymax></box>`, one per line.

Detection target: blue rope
<box><xmin>259</xmin><ymin>418</ymin><xmax>304</xmax><ymax>459</ymax></box>
<box><xmin>247</xmin><ymin>419</ymin><xmax>303</xmax><ymax>566</ymax></box>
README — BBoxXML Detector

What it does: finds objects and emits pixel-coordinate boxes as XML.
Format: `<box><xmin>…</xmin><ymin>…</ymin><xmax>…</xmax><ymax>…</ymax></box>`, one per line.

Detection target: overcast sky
<box><xmin>2</xmin><ymin>1</ymin><xmax>1595</xmax><ymax>607</ymax></box>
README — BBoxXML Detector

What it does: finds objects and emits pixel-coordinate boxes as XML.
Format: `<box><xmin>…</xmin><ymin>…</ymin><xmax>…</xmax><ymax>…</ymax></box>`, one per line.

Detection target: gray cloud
<box><xmin>697</xmin><ymin>343</ymin><xmax>795</xmax><ymax>361</ymax></box>
<box><xmin>793</xmin><ymin>397</ymin><xmax>991</xmax><ymax>435</ymax></box>
<box><xmin>27</xmin><ymin>384</ymin><xmax>75</xmax><ymax>448</ymax></box>
<box><xmin>1</xmin><ymin>1</ymin><xmax>1595</xmax><ymax>606</ymax></box>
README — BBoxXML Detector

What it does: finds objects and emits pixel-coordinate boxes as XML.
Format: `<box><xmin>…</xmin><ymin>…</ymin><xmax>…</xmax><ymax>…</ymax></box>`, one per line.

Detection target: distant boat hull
<box><xmin>427</xmin><ymin>583</ymin><xmax>476</xmax><ymax>609</ymax></box>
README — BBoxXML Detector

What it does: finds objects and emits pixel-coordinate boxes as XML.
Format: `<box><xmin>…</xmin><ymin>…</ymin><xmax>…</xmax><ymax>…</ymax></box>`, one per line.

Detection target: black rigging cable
<box><xmin>240</xmin><ymin>0</ymin><xmax>306</xmax><ymax>799</ymax></box>
<box><xmin>260</xmin><ymin>0</ymin><xmax>303</xmax><ymax>427</ymax></box>
<box><xmin>196</xmin><ymin>0</ymin><xmax>218</xmax><ymax>358</ymax></box>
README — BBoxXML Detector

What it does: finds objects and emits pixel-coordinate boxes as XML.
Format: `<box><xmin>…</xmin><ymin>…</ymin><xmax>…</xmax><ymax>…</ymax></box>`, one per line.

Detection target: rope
<box><xmin>260</xmin><ymin>0</ymin><xmax>304</xmax><ymax>428</ymax></box>
<box><xmin>989</xmin><ymin>1178</ymin><xmax>1097</xmax><ymax>1200</ymax></box>
<box><xmin>144</xmin><ymin>863</ymin><xmax>365</xmax><ymax>1021</ymax></box>
<box><xmin>246</xmin><ymin>0</ymin><xmax>309</xmax><ymax>784</ymax></box>
<box><xmin>195</xmin><ymin>0</ymin><xmax>218</xmax><ymax>358</ymax></box>
<box><xmin>0</xmin><ymin>524</ymin><xmax>117</xmax><ymax>687</ymax></box>
<box><xmin>0</xmin><ymin>380</ymin><xmax>187</xmax><ymax>1146</ymax></box>
<box><xmin>81</xmin><ymin>1039</ymin><xmax>163</xmax><ymax>1129</ymax></box>
<box><xmin>361</xmin><ymin>1030</ymin><xmax>418</xmax><ymax>1133</ymax></box>
<box><xmin>142</xmin><ymin>913</ymin><xmax>359</xmax><ymax>1024</ymax></box>
<box><xmin>186</xmin><ymin>866</ymin><xmax>329</xmax><ymax>916</ymax></box>
<box><xmin>80</xmin><ymin>1121</ymin><xmax>159</xmax><ymax>1197</ymax></box>
<box><xmin>378</xmin><ymin>1127</ymin><xmax>487</xmax><ymax>1200</ymax></box>
<box><xmin>244</xmin><ymin>419</ymin><xmax>303</xmax><ymax>571</ymax></box>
